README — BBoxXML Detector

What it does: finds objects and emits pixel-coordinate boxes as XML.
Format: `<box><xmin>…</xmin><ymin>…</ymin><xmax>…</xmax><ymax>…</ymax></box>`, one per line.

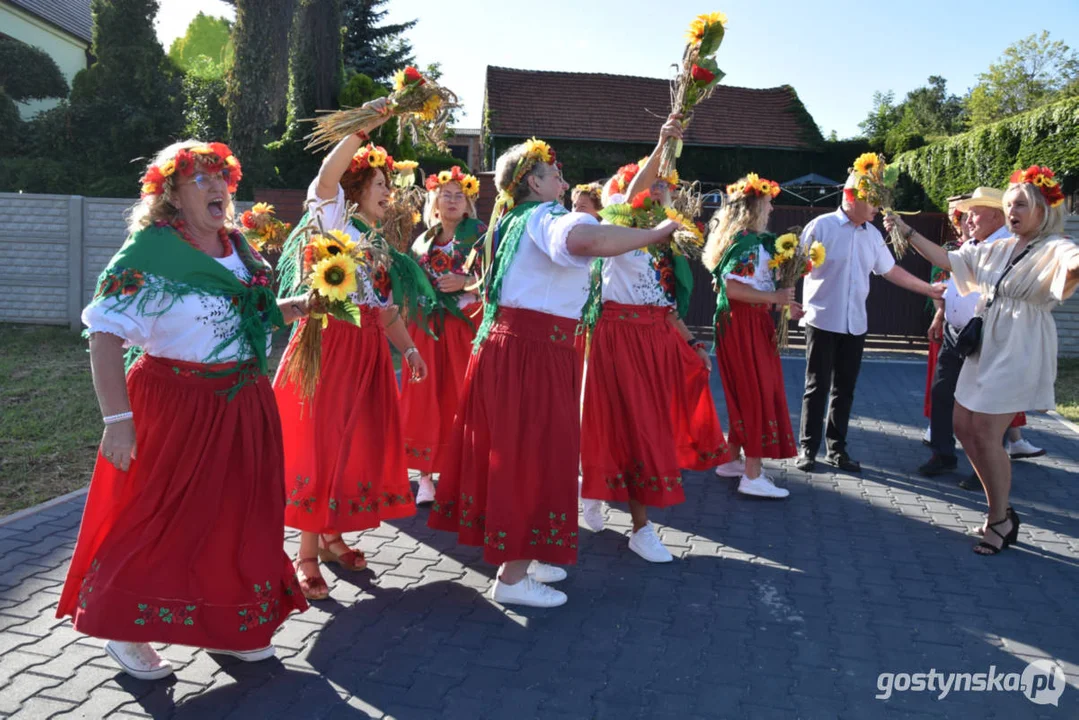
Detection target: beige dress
<box><xmin>948</xmin><ymin>234</ymin><xmax>1079</xmax><ymax>414</ymax></box>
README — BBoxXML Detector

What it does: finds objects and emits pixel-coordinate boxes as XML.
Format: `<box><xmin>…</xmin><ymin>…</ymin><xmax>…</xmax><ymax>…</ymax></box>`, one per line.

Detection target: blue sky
<box><xmin>157</xmin><ymin>0</ymin><xmax>1079</xmax><ymax>139</ymax></box>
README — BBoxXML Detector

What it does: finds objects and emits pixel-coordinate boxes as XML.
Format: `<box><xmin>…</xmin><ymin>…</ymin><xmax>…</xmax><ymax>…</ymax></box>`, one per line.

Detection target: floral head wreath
<box><xmin>726</xmin><ymin>172</ymin><xmax>780</xmax><ymax>199</ymax></box>
<box><xmin>139</xmin><ymin>142</ymin><xmax>242</xmax><ymax>197</ymax></box>
<box><xmin>349</xmin><ymin>144</ymin><xmax>395</xmax><ymax>175</ymax></box>
<box><xmin>425</xmin><ymin>165</ymin><xmax>480</xmax><ymax>198</ymax></box>
<box><xmin>1009</xmin><ymin>165</ymin><xmax>1065</xmax><ymax>208</ymax></box>
<box><xmin>496</xmin><ymin>138</ymin><xmax>558</xmax><ymax>209</ymax></box>
<box><xmin>605</xmin><ymin>163</ymin><xmax>640</xmax><ymax>198</ymax></box>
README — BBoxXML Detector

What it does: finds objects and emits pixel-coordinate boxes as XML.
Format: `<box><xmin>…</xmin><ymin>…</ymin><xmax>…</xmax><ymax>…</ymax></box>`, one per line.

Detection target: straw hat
<box><xmin>953</xmin><ymin>187</ymin><xmax>1004</xmax><ymax>212</ymax></box>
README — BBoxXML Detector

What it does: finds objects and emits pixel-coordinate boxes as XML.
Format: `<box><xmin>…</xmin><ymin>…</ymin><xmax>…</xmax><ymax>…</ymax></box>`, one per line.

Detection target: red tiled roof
<box><xmin>484</xmin><ymin>66</ymin><xmax>819</xmax><ymax>150</ymax></box>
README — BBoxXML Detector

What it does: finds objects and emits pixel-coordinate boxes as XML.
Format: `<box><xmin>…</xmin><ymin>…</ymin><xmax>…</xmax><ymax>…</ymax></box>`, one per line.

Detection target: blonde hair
<box><xmin>1004</xmin><ymin>182</ymin><xmax>1065</xmax><ymax>240</ymax></box>
<box><xmin>494</xmin><ymin>142</ymin><xmax>551</xmax><ymax>205</ymax></box>
<box><xmin>702</xmin><ymin>188</ymin><xmax>771</xmax><ymax>271</ymax></box>
<box><xmin>571</xmin><ymin>183</ymin><xmax>603</xmax><ymax>212</ymax></box>
<box><xmin>423</xmin><ymin>180</ymin><xmax>478</xmax><ymax>228</ymax></box>
<box><xmin>126</xmin><ymin>140</ymin><xmax>236</xmax><ymax>234</ymax></box>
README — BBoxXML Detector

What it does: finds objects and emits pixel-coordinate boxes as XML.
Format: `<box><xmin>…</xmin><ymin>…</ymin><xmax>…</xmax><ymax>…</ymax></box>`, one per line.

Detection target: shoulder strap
<box><xmin>986</xmin><ymin>241</ymin><xmax>1036</xmax><ymax>309</ymax></box>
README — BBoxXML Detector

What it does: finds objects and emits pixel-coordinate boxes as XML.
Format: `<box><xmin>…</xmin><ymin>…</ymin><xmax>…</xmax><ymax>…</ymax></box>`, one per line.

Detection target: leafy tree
<box><xmin>858</xmin><ymin>90</ymin><xmax>901</xmax><ymax>147</ymax></box>
<box><xmin>181</xmin><ymin>56</ymin><xmax>229</xmax><ymax>140</ymax></box>
<box><xmin>341</xmin><ymin>0</ymin><xmax>415</xmax><ymax>83</ymax></box>
<box><xmin>966</xmin><ymin>31</ymin><xmax>1079</xmax><ymax>125</ymax></box>
<box><xmin>169</xmin><ymin>12</ymin><xmax>234</xmax><ymax>71</ymax></box>
<box><xmin>0</xmin><ymin>37</ymin><xmax>69</xmax><ymax>154</ymax></box>
<box><xmin>283</xmin><ymin>0</ymin><xmax>343</xmax><ymax>140</ymax></box>
<box><xmin>859</xmin><ymin>77</ymin><xmax>965</xmax><ymax>155</ymax></box>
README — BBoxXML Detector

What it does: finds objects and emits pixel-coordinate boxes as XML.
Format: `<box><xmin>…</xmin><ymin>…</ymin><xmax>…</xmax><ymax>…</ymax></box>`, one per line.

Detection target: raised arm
<box><xmin>314</xmin><ymin>97</ymin><xmax>392</xmax><ymax>201</ymax></box>
<box><xmin>884</xmin><ymin>215</ymin><xmax>951</xmax><ymax>270</ymax></box>
<box><xmin>624</xmin><ymin>113</ymin><xmax>683</xmax><ymax>200</ymax></box>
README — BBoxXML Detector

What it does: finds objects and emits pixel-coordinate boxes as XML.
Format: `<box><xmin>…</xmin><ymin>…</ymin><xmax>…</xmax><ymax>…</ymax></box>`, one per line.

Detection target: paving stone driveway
<box><xmin>0</xmin><ymin>356</ymin><xmax>1077</xmax><ymax>719</ymax></box>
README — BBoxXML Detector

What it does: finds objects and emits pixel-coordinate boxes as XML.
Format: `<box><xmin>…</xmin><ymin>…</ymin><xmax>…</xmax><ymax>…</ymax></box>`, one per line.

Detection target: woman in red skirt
<box><xmin>399</xmin><ymin>167</ymin><xmax>485</xmax><ymax>504</ymax></box>
<box><xmin>428</xmin><ymin>139</ymin><xmax>678</xmax><ymax>607</ymax></box>
<box><xmin>580</xmin><ymin>115</ymin><xmax>729</xmax><ymax>561</ymax></box>
<box><xmin>702</xmin><ymin>173</ymin><xmax>803</xmax><ymax>499</ymax></box>
<box><xmin>275</xmin><ymin>102</ymin><xmax>431</xmax><ymax>600</ymax></box>
<box><xmin>57</xmin><ymin>141</ymin><xmax>310</xmax><ymax>680</ymax></box>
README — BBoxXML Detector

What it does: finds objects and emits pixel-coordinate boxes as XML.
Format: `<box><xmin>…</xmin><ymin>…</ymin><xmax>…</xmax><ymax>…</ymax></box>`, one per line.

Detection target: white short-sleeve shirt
<box><xmin>499</xmin><ymin>202</ymin><xmax>598</xmax><ymax>320</ymax></box>
<box><xmin>942</xmin><ymin>224</ymin><xmax>1010</xmax><ymax>329</ymax></box>
<box><xmin>799</xmin><ymin>208</ymin><xmax>895</xmax><ymax>335</ymax></box>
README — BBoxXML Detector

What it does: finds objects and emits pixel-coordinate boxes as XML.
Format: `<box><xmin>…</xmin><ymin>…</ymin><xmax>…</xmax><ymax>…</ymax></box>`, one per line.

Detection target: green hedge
<box><xmin>895</xmin><ymin>97</ymin><xmax>1079</xmax><ymax>210</ymax></box>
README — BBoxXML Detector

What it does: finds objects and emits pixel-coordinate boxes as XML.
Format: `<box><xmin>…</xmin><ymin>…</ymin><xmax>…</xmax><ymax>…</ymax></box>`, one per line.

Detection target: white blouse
<box><xmin>499</xmin><ymin>202</ymin><xmax>598</xmax><ymax>320</ymax></box>
<box><xmin>83</xmin><ymin>250</ymin><xmax>272</xmax><ymax>364</ymax></box>
<box><xmin>725</xmin><ymin>243</ymin><xmax>776</xmax><ymax>293</ymax></box>
<box><xmin>306</xmin><ymin>179</ymin><xmax>394</xmax><ymax>309</ymax></box>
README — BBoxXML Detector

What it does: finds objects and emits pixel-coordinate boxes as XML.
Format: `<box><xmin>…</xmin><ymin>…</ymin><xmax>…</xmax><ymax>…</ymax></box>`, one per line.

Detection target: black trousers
<box><xmin>799</xmin><ymin>325</ymin><xmax>866</xmax><ymax>458</ymax></box>
<box><xmin>929</xmin><ymin>322</ymin><xmax>964</xmax><ymax>460</ymax></box>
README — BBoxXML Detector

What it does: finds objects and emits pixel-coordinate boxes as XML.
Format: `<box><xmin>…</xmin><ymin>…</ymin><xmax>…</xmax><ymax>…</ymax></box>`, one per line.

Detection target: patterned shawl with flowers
<box><xmin>411</xmin><ymin>217</ymin><xmax>487</xmax><ymax>332</ymax></box>
<box><xmin>709</xmin><ymin>230</ymin><xmax>779</xmax><ymax>336</ymax></box>
<box><xmin>90</xmin><ymin>224</ymin><xmax>282</xmax><ymax>396</ymax></box>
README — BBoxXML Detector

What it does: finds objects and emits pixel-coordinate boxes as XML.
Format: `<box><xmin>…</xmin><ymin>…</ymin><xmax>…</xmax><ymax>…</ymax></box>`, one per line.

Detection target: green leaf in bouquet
<box><xmin>599</xmin><ymin>204</ymin><xmax>636</xmax><ymax>227</ymax></box>
<box><xmin>328</xmin><ymin>300</ymin><xmax>361</xmax><ymax>326</ymax></box>
<box><xmin>696</xmin><ymin>57</ymin><xmax>725</xmax><ymax>90</ymax></box>
<box><xmin>698</xmin><ymin>23</ymin><xmax>726</xmax><ymax>57</ymax></box>
<box><xmin>882</xmin><ymin>164</ymin><xmax>900</xmax><ymax>187</ymax></box>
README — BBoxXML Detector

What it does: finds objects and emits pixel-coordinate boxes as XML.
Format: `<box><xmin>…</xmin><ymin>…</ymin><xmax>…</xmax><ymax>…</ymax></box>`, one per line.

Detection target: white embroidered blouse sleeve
<box><xmin>526</xmin><ymin>203</ymin><xmax>598</xmax><ymax>268</ymax></box>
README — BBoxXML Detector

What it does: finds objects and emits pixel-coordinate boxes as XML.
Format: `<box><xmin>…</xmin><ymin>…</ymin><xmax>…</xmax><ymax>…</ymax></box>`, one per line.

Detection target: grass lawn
<box><xmin>0</xmin><ymin>322</ymin><xmax>405</xmax><ymax>517</ymax></box>
<box><xmin>1058</xmin><ymin>358</ymin><xmax>1079</xmax><ymax>422</ymax></box>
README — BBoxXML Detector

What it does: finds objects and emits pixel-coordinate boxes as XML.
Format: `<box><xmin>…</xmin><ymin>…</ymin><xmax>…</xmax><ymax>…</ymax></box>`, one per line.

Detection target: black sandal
<box><xmin>973</xmin><ymin>515</ymin><xmax>1014</xmax><ymax>556</ymax></box>
<box><xmin>1005</xmin><ymin>507</ymin><xmax>1021</xmax><ymax>546</ymax></box>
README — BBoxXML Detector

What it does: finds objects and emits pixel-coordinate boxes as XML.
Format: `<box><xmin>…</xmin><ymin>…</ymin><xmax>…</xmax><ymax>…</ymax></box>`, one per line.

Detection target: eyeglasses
<box><xmin>180</xmin><ymin>170</ymin><xmax>231</xmax><ymax>191</ymax></box>
<box><xmin>441</xmin><ymin>192</ymin><xmax>466</xmax><ymax>202</ymax></box>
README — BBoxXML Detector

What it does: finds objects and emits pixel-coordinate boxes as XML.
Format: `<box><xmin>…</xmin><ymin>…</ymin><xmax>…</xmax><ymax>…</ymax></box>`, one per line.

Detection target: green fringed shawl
<box><xmin>412</xmin><ymin>217</ymin><xmax>486</xmax><ymax>333</ymax></box>
<box><xmin>710</xmin><ymin>230</ymin><xmax>778</xmax><ymax>337</ymax></box>
<box><xmin>473</xmin><ymin>201</ymin><xmax>542</xmax><ymax>350</ymax></box>
<box><xmin>275</xmin><ymin>211</ymin><xmax>438</xmax><ymax>331</ymax></box>
<box><xmin>91</xmin><ymin>225</ymin><xmax>283</xmax><ymax>396</ymax></box>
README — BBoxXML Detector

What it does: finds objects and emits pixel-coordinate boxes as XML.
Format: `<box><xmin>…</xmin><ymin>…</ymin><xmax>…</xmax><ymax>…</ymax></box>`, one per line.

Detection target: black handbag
<box><xmin>953</xmin><ymin>242</ymin><xmax>1036</xmax><ymax>358</ymax></box>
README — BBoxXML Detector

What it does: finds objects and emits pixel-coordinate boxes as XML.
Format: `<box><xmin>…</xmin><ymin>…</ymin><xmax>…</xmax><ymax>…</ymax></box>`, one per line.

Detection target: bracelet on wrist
<box><xmin>103</xmin><ymin>411</ymin><xmax>133</xmax><ymax>425</ymax></box>
<box><xmin>403</xmin><ymin>347</ymin><xmax>418</xmax><ymax>360</ymax></box>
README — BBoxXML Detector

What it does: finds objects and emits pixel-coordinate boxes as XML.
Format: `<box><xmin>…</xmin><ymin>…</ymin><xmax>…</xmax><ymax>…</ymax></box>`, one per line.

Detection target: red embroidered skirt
<box><xmin>924</xmin><ymin>339</ymin><xmax>940</xmax><ymax>418</ymax></box>
<box><xmin>1011</xmin><ymin>412</ymin><xmax>1026</xmax><ymax>428</ymax></box>
<box><xmin>673</xmin><ymin>326</ymin><xmax>730</xmax><ymax>471</ymax></box>
<box><xmin>56</xmin><ymin>355</ymin><xmax>306</xmax><ymax>650</ymax></box>
<box><xmin>274</xmin><ymin>309</ymin><xmax>415</xmax><ymax>533</ymax></box>
<box><xmin>715</xmin><ymin>300</ymin><xmax>797</xmax><ymax>459</ymax></box>
<box><xmin>428</xmin><ymin>307</ymin><xmax>581</xmax><ymax>565</ymax></box>
<box><xmin>581</xmin><ymin>303</ymin><xmax>720</xmax><ymax>507</ymax></box>
<box><xmin>398</xmin><ymin>304</ymin><xmax>479</xmax><ymax>474</ymax></box>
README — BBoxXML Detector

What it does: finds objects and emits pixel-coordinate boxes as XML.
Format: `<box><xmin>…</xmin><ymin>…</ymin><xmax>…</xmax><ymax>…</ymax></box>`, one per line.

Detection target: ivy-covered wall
<box><xmin>485</xmin><ymin>136</ymin><xmax>869</xmax><ymax>197</ymax></box>
<box><xmin>895</xmin><ymin>97</ymin><xmax>1079</xmax><ymax>210</ymax></box>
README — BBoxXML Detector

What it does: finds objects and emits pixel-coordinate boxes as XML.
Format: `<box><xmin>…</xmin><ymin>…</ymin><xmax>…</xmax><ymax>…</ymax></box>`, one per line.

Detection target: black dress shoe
<box><xmin>825</xmin><ymin>453</ymin><xmax>861</xmax><ymax>473</ymax></box>
<box><xmin>795</xmin><ymin>451</ymin><xmax>816</xmax><ymax>472</ymax></box>
<box><xmin>958</xmin><ymin>473</ymin><xmax>981</xmax><ymax>491</ymax></box>
<box><xmin>918</xmin><ymin>454</ymin><xmax>958</xmax><ymax>477</ymax></box>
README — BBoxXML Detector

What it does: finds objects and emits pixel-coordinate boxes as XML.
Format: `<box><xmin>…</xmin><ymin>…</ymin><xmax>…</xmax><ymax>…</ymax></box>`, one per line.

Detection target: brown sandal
<box><xmin>317</xmin><ymin>534</ymin><xmax>367</xmax><ymax>571</ymax></box>
<box><xmin>294</xmin><ymin>557</ymin><xmax>329</xmax><ymax>600</ymax></box>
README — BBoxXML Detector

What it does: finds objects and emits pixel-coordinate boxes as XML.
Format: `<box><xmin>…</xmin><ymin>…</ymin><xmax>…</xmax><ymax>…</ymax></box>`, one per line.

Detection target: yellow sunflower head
<box><xmin>159</xmin><ymin>159</ymin><xmax>176</xmax><ymax>177</ymax></box>
<box><xmin>310</xmin><ymin>254</ymin><xmax>358</xmax><ymax>303</ymax></box>
<box><xmin>776</xmin><ymin>233</ymin><xmax>799</xmax><ymax>255</ymax></box>
<box><xmin>523</xmin><ymin>138</ymin><xmax>553</xmax><ymax>164</ymax></box>
<box><xmin>310</xmin><ymin>230</ymin><xmax>356</xmax><ymax>261</ymax></box>
<box><xmin>251</xmin><ymin>202</ymin><xmax>274</xmax><ymax>215</ymax></box>
<box><xmin>366</xmin><ymin>149</ymin><xmax>386</xmax><ymax>168</ymax></box>
<box><xmin>394</xmin><ymin>160</ymin><xmax>419</xmax><ymax>172</ymax></box>
<box><xmin>418</xmin><ymin>95</ymin><xmax>442</xmax><ymax>122</ymax></box>
<box><xmin>852</xmin><ymin>153</ymin><xmax>882</xmax><ymax>177</ymax></box>
<box><xmin>460</xmin><ymin>175</ymin><xmax>480</xmax><ymax>197</ymax></box>
<box><xmin>438</xmin><ymin>170</ymin><xmax>452</xmax><ymax>184</ymax></box>
<box><xmin>685</xmin><ymin>12</ymin><xmax>728</xmax><ymax>44</ymax></box>
<box><xmin>393</xmin><ymin>69</ymin><xmax>406</xmax><ymax>91</ymax></box>
<box><xmin>767</xmin><ymin>256</ymin><xmax>783</xmax><ymax>270</ymax></box>
<box><xmin>809</xmin><ymin>240</ymin><xmax>826</xmax><ymax>267</ymax></box>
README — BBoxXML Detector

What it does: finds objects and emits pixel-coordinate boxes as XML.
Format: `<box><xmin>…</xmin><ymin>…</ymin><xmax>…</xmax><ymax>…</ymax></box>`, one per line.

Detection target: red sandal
<box><xmin>294</xmin><ymin>557</ymin><xmax>329</xmax><ymax>600</ymax></box>
<box><xmin>317</xmin><ymin>534</ymin><xmax>367</xmax><ymax>571</ymax></box>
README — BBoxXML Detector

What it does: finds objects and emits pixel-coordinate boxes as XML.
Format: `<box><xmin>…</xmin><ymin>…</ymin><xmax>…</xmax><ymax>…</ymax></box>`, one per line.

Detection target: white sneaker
<box><xmin>1006</xmin><ymin>439</ymin><xmax>1046</xmax><ymax>460</ymax></box>
<box><xmin>415</xmin><ymin>475</ymin><xmax>436</xmax><ymax>505</ymax></box>
<box><xmin>628</xmin><ymin>522</ymin><xmax>673</xmax><ymax>563</ymax></box>
<box><xmin>104</xmin><ymin>640</ymin><xmax>174</xmax><ymax>681</ymax></box>
<box><xmin>714</xmin><ymin>458</ymin><xmax>746</xmax><ymax>478</ymax></box>
<box><xmin>581</xmin><ymin>498</ymin><xmax>605</xmax><ymax>532</ymax></box>
<box><xmin>490</xmin><ymin>576</ymin><xmax>567</xmax><ymax>608</ymax></box>
<box><xmin>206</xmin><ymin>645</ymin><xmax>276</xmax><ymax>662</ymax></box>
<box><xmin>737</xmin><ymin>474</ymin><xmax>790</xmax><ymax>499</ymax></box>
<box><xmin>527</xmin><ymin>560</ymin><xmax>567</xmax><ymax>583</ymax></box>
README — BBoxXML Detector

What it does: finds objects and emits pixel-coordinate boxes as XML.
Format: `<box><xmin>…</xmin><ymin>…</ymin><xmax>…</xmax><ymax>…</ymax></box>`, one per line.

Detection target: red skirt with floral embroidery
<box><xmin>581</xmin><ymin>303</ymin><xmax>727</xmax><ymax>507</ymax></box>
<box><xmin>399</xmin><ymin>303</ymin><xmax>479</xmax><ymax>474</ymax></box>
<box><xmin>715</xmin><ymin>300</ymin><xmax>797</xmax><ymax>459</ymax></box>
<box><xmin>56</xmin><ymin>355</ymin><xmax>307</xmax><ymax>649</ymax></box>
<box><xmin>924</xmin><ymin>339</ymin><xmax>940</xmax><ymax>418</ymax></box>
<box><xmin>274</xmin><ymin>309</ymin><xmax>415</xmax><ymax>533</ymax></box>
<box><xmin>674</xmin><ymin>327</ymin><xmax>730</xmax><ymax>471</ymax></box>
<box><xmin>428</xmin><ymin>307</ymin><xmax>581</xmax><ymax>565</ymax></box>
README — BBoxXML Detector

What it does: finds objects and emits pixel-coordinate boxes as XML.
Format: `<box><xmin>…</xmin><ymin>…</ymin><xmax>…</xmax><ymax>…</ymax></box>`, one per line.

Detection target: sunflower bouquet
<box><xmin>279</xmin><ymin>220</ymin><xmax>371</xmax><ymax>401</ymax></box>
<box><xmin>305</xmin><ymin>66</ymin><xmax>460</xmax><ymax>153</ymax></box>
<box><xmin>599</xmin><ymin>190</ymin><xmax>705</xmax><ymax>259</ymax></box>
<box><xmin>659</xmin><ymin>12</ymin><xmax>728</xmax><ymax>177</ymax></box>
<box><xmin>239</xmin><ymin>203</ymin><xmax>292</xmax><ymax>253</ymax></box>
<box><xmin>847</xmin><ymin>152</ymin><xmax>916</xmax><ymax>257</ymax></box>
<box><xmin>382</xmin><ymin>161</ymin><xmax>426</xmax><ymax>253</ymax></box>
<box><xmin>769</xmin><ymin>232</ymin><xmax>826</xmax><ymax>348</ymax></box>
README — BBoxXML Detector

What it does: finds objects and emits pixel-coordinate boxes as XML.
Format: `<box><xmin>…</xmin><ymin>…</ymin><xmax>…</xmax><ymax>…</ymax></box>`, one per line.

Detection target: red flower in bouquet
<box><xmin>630</xmin><ymin>190</ymin><xmax>652</xmax><ymax>210</ymax></box>
<box><xmin>404</xmin><ymin>66</ymin><xmax>425</xmax><ymax>85</ymax></box>
<box><xmin>691</xmin><ymin>64</ymin><xmax>716</xmax><ymax>84</ymax></box>
<box><xmin>241</xmin><ymin>210</ymin><xmax>257</xmax><ymax>229</ymax></box>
